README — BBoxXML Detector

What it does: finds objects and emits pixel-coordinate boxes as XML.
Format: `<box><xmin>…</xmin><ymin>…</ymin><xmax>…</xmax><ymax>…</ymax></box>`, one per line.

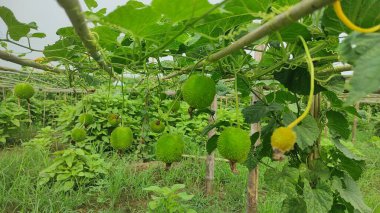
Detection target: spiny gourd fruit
<box><xmin>156</xmin><ymin>133</ymin><xmax>185</xmax><ymax>163</ymax></box>
<box><xmin>149</xmin><ymin>120</ymin><xmax>165</xmax><ymax>133</ymax></box>
<box><xmin>181</xmin><ymin>74</ymin><xmax>216</xmax><ymax>109</ymax></box>
<box><xmin>14</xmin><ymin>83</ymin><xmax>35</xmax><ymax>99</ymax></box>
<box><xmin>110</xmin><ymin>126</ymin><xmax>133</xmax><ymax>151</ymax></box>
<box><xmin>71</xmin><ymin>128</ymin><xmax>87</xmax><ymax>142</ymax></box>
<box><xmin>270</xmin><ymin>127</ymin><xmax>297</xmax><ymax>153</ymax></box>
<box><xmin>217</xmin><ymin>127</ymin><xmax>251</xmax><ymax>163</ymax></box>
<box><xmin>79</xmin><ymin>113</ymin><xmax>94</xmax><ymax>126</ymax></box>
<box><xmin>108</xmin><ymin>113</ymin><xmax>121</xmax><ymax>126</ymax></box>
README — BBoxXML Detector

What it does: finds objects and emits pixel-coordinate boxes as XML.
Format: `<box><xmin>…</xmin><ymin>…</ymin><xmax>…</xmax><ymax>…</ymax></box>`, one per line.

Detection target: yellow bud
<box><xmin>270</xmin><ymin>127</ymin><xmax>297</xmax><ymax>153</ymax></box>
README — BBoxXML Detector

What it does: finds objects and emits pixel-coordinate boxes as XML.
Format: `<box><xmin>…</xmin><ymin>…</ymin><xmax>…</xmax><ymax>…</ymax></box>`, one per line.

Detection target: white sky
<box><xmin>0</xmin><ymin>0</ymin><xmax>221</xmax><ymax>69</ymax></box>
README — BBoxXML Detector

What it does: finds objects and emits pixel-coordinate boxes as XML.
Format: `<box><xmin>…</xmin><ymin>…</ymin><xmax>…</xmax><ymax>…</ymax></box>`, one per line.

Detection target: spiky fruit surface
<box><xmin>217</xmin><ymin>127</ymin><xmax>251</xmax><ymax>163</ymax></box>
<box><xmin>271</xmin><ymin>127</ymin><xmax>297</xmax><ymax>153</ymax></box>
<box><xmin>181</xmin><ymin>74</ymin><xmax>216</xmax><ymax>109</ymax></box>
<box><xmin>156</xmin><ymin>134</ymin><xmax>184</xmax><ymax>163</ymax></box>
<box><xmin>14</xmin><ymin>83</ymin><xmax>35</xmax><ymax>99</ymax></box>
<box><xmin>108</xmin><ymin>113</ymin><xmax>120</xmax><ymax>126</ymax></box>
<box><xmin>79</xmin><ymin>113</ymin><xmax>94</xmax><ymax>126</ymax></box>
<box><xmin>110</xmin><ymin>127</ymin><xmax>133</xmax><ymax>151</ymax></box>
<box><xmin>150</xmin><ymin>120</ymin><xmax>165</xmax><ymax>133</ymax></box>
<box><xmin>71</xmin><ymin>128</ymin><xmax>87</xmax><ymax>142</ymax></box>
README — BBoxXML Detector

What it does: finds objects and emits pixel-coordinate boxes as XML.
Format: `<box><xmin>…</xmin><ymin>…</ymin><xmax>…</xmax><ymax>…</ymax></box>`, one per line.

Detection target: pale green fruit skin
<box><xmin>217</xmin><ymin>127</ymin><xmax>251</xmax><ymax>163</ymax></box>
<box><xmin>108</xmin><ymin>113</ymin><xmax>120</xmax><ymax>126</ymax></box>
<box><xmin>14</xmin><ymin>83</ymin><xmax>35</xmax><ymax>99</ymax></box>
<box><xmin>156</xmin><ymin>134</ymin><xmax>184</xmax><ymax>163</ymax></box>
<box><xmin>79</xmin><ymin>113</ymin><xmax>94</xmax><ymax>126</ymax></box>
<box><xmin>181</xmin><ymin>74</ymin><xmax>216</xmax><ymax>109</ymax></box>
<box><xmin>71</xmin><ymin>128</ymin><xmax>87</xmax><ymax>142</ymax></box>
<box><xmin>110</xmin><ymin>127</ymin><xmax>133</xmax><ymax>151</ymax></box>
<box><xmin>149</xmin><ymin>120</ymin><xmax>165</xmax><ymax>133</ymax></box>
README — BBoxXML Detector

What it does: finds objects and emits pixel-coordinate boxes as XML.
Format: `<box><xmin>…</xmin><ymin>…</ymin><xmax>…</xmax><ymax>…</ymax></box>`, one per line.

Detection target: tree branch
<box><xmin>0</xmin><ymin>50</ymin><xmax>64</xmax><ymax>73</ymax></box>
<box><xmin>162</xmin><ymin>0</ymin><xmax>335</xmax><ymax>80</ymax></box>
<box><xmin>57</xmin><ymin>0</ymin><xmax>113</xmax><ymax>76</ymax></box>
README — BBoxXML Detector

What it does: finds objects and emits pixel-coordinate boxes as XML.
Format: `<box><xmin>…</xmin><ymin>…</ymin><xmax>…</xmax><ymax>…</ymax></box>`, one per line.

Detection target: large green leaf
<box><xmin>104</xmin><ymin>1</ymin><xmax>160</xmax><ymax>38</ymax></box>
<box><xmin>339</xmin><ymin>33</ymin><xmax>380</xmax><ymax>104</ymax></box>
<box><xmin>224</xmin><ymin>0</ymin><xmax>271</xmax><ymax>16</ymax></box>
<box><xmin>326</xmin><ymin>110</ymin><xmax>350</xmax><ymax>139</ymax></box>
<box><xmin>303</xmin><ymin>182</ymin><xmax>333</xmax><ymax>213</ymax></box>
<box><xmin>322</xmin><ymin>0</ymin><xmax>380</xmax><ymax>35</ymax></box>
<box><xmin>282</xmin><ymin>197</ymin><xmax>307</xmax><ymax>213</ymax></box>
<box><xmin>265</xmin><ymin>166</ymin><xmax>299</xmax><ymax>196</ymax></box>
<box><xmin>271</xmin><ymin>23</ymin><xmax>311</xmax><ymax>43</ymax></box>
<box><xmin>152</xmin><ymin>0</ymin><xmax>213</xmax><ymax>23</ymax></box>
<box><xmin>284</xmin><ymin>113</ymin><xmax>320</xmax><ymax>150</ymax></box>
<box><xmin>242</xmin><ymin>101</ymin><xmax>283</xmax><ymax>123</ymax></box>
<box><xmin>0</xmin><ymin>6</ymin><xmax>37</xmax><ymax>41</ymax></box>
<box><xmin>332</xmin><ymin>175</ymin><xmax>371</xmax><ymax>213</ymax></box>
<box><xmin>93</xmin><ymin>26</ymin><xmax>120</xmax><ymax>51</ymax></box>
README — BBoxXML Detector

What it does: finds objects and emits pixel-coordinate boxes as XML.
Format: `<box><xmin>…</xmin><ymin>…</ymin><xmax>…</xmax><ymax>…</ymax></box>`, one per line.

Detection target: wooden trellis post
<box><xmin>206</xmin><ymin>96</ymin><xmax>217</xmax><ymax>194</ymax></box>
<box><xmin>352</xmin><ymin>102</ymin><xmax>360</xmax><ymax>143</ymax></box>
<box><xmin>247</xmin><ymin>47</ymin><xmax>264</xmax><ymax>213</ymax></box>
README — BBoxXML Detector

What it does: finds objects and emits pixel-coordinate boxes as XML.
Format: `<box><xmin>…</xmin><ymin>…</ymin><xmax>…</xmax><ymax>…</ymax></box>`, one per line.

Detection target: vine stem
<box><xmin>234</xmin><ymin>72</ymin><xmax>240</xmax><ymax>128</ymax></box>
<box><xmin>0</xmin><ymin>38</ymin><xmax>43</xmax><ymax>52</ymax></box>
<box><xmin>0</xmin><ymin>50</ymin><xmax>64</xmax><ymax>73</ymax></box>
<box><xmin>287</xmin><ymin>36</ymin><xmax>314</xmax><ymax>129</ymax></box>
<box><xmin>333</xmin><ymin>0</ymin><xmax>380</xmax><ymax>33</ymax></box>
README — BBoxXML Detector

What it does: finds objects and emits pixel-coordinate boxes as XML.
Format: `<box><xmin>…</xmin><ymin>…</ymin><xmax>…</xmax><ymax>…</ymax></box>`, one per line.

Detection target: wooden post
<box><xmin>247</xmin><ymin>47</ymin><xmax>264</xmax><ymax>213</ymax></box>
<box><xmin>206</xmin><ymin>96</ymin><xmax>217</xmax><ymax>195</ymax></box>
<box><xmin>352</xmin><ymin>102</ymin><xmax>360</xmax><ymax>143</ymax></box>
<box><xmin>2</xmin><ymin>88</ymin><xmax>5</xmax><ymax>100</ymax></box>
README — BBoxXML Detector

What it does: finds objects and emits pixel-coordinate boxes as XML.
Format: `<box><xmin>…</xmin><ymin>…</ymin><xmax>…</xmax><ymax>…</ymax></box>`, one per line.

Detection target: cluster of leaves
<box><xmin>0</xmin><ymin>98</ymin><xmax>29</xmax><ymax>145</ymax></box>
<box><xmin>38</xmin><ymin>148</ymin><xmax>109</xmax><ymax>192</ymax></box>
<box><xmin>144</xmin><ymin>184</ymin><xmax>196</xmax><ymax>213</ymax></box>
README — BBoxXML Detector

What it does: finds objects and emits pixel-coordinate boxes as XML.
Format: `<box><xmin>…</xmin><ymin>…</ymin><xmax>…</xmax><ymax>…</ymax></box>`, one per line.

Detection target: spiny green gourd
<box><xmin>14</xmin><ymin>83</ymin><xmax>35</xmax><ymax>99</ymax></box>
<box><xmin>110</xmin><ymin>126</ymin><xmax>133</xmax><ymax>151</ymax></box>
<box><xmin>181</xmin><ymin>74</ymin><xmax>216</xmax><ymax>109</ymax></box>
<box><xmin>79</xmin><ymin>113</ymin><xmax>94</xmax><ymax>126</ymax></box>
<box><xmin>217</xmin><ymin>127</ymin><xmax>251</xmax><ymax>163</ymax></box>
<box><xmin>71</xmin><ymin>128</ymin><xmax>87</xmax><ymax>142</ymax></box>
<box><xmin>156</xmin><ymin>133</ymin><xmax>184</xmax><ymax>164</ymax></box>
<box><xmin>150</xmin><ymin>120</ymin><xmax>165</xmax><ymax>133</ymax></box>
<box><xmin>108</xmin><ymin>113</ymin><xmax>121</xmax><ymax>126</ymax></box>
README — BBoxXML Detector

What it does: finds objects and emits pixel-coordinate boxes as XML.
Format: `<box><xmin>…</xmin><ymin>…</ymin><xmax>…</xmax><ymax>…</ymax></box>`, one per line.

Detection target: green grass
<box><xmin>1</xmin><ymin>129</ymin><xmax>379</xmax><ymax>212</ymax></box>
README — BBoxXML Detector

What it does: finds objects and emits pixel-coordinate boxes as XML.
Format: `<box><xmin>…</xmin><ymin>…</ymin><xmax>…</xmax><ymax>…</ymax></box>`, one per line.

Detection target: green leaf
<box><xmin>0</xmin><ymin>6</ymin><xmax>37</xmax><ymax>41</ymax></box>
<box><xmin>332</xmin><ymin>175</ymin><xmax>371</xmax><ymax>213</ymax></box>
<box><xmin>281</xmin><ymin>197</ymin><xmax>307</xmax><ymax>213</ymax></box>
<box><xmin>303</xmin><ymin>182</ymin><xmax>333</xmax><ymax>213</ymax></box>
<box><xmin>322</xmin><ymin>0</ymin><xmax>380</xmax><ymax>35</ymax></box>
<box><xmin>265</xmin><ymin>166</ymin><xmax>299</xmax><ymax>196</ymax></box>
<box><xmin>272</xmin><ymin>23</ymin><xmax>311</xmax><ymax>43</ymax></box>
<box><xmin>224</xmin><ymin>0</ymin><xmax>271</xmax><ymax>15</ymax></box>
<box><xmin>152</xmin><ymin>0</ymin><xmax>213</xmax><ymax>23</ymax></box>
<box><xmin>177</xmin><ymin>192</ymin><xmax>194</xmax><ymax>201</ymax></box>
<box><xmin>326</xmin><ymin>110</ymin><xmax>350</xmax><ymax>139</ymax></box>
<box><xmin>170</xmin><ymin>184</ymin><xmax>185</xmax><ymax>191</ymax></box>
<box><xmin>104</xmin><ymin>1</ymin><xmax>160</xmax><ymax>38</ymax></box>
<box><xmin>338</xmin><ymin>33</ymin><xmax>380</xmax><ymax>104</ymax></box>
<box><xmin>236</xmin><ymin>74</ymin><xmax>251</xmax><ymax>97</ymax></box>
<box><xmin>274</xmin><ymin>67</ymin><xmax>326</xmax><ymax>95</ymax></box>
<box><xmin>242</xmin><ymin>101</ymin><xmax>283</xmax><ymax>123</ymax></box>
<box><xmin>206</xmin><ymin>135</ymin><xmax>218</xmax><ymax>154</ymax></box>
<box><xmin>30</xmin><ymin>32</ymin><xmax>46</xmax><ymax>38</ymax></box>
<box><xmin>11</xmin><ymin>119</ymin><xmax>20</xmax><ymax>127</ymax></box>
<box><xmin>284</xmin><ymin>113</ymin><xmax>320</xmax><ymax>150</ymax></box>
<box><xmin>93</xmin><ymin>26</ymin><xmax>119</xmax><ymax>50</ymax></box>
<box><xmin>201</xmin><ymin>120</ymin><xmax>229</xmax><ymax>136</ymax></box>
<box><xmin>84</xmin><ymin>0</ymin><xmax>98</xmax><ymax>9</ymax></box>
<box><xmin>61</xmin><ymin>180</ymin><xmax>75</xmax><ymax>192</ymax></box>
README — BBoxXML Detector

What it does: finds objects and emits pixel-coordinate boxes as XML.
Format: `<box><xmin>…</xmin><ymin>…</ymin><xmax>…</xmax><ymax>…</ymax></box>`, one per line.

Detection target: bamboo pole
<box><xmin>206</xmin><ymin>96</ymin><xmax>217</xmax><ymax>195</ymax></box>
<box><xmin>246</xmin><ymin>47</ymin><xmax>264</xmax><ymax>213</ymax></box>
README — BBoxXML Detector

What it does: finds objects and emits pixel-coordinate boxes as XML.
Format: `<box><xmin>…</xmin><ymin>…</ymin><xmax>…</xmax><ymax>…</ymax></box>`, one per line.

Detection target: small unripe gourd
<box><xmin>14</xmin><ymin>83</ymin><xmax>35</xmax><ymax>99</ymax></box>
<box><xmin>79</xmin><ymin>113</ymin><xmax>94</xmax><ymax>126</ymax></box>
<box><xmin>181</xmin><ymin>74</ymin><xmax>216</xmax><ymax>109</ymax></box>
<box><xmin>217</xmin><ymin>127</ymin><xmax>251</xmax><ymax>163</ymax></box>
<box><xmin>108</xmin><ymin>113</ymin><xmax>121</xmax><ymax>126</ymax></box>
<box><xmin>71</xmin><ymin>128</ymin><xmax>87</xmax><ymax>142</ymax></box>
<box><xmin>156</xmin><ymin>133</ymin><xmax>184</xmax><ymax>164</ymax></box>
<box><xmin>149</xmin><ymin>120</ymin><xmax>165</xmax><ymax>133</ymax></box>
<box><xmin>110</xmin><ymin>126</ymin><xmax>133</xmax><ymax>151</ymax></box>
